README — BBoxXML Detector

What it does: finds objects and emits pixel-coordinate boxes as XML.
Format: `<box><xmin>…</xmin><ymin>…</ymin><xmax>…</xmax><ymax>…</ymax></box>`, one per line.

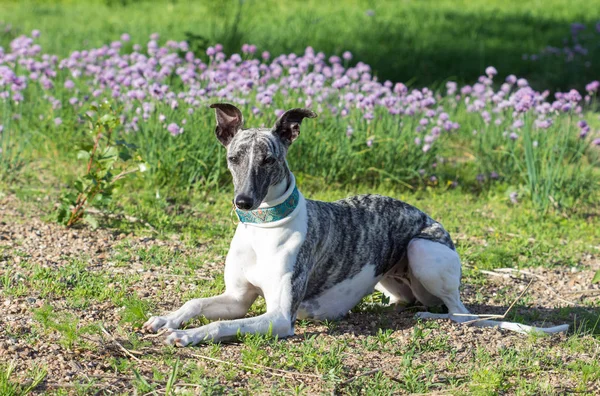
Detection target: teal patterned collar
<box><xmin>235</xmin><ymin>186</ymin><xmax>300</xmax><ymax>224</ymax></box>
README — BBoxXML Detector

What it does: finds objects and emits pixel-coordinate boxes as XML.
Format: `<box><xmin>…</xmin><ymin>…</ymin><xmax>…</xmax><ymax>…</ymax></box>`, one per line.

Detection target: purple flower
<box><xmin>577</xmin><ymin>120</ymin><xmax>588</xmax><ymax>129</ymax></box>
<box><xmin>206</xmin><ymin>47</ymin><xmax>216</xmax><ymax>56</ymax></box>
<box><xmin>509</xmin><ymin>132</ymin><xmax>519</xmax><ymax>140</ymax></box>
<box><xmin>394</xmin><ymin>83</ymin><xmax>407</xmax><ymax>94</ymax></box>
<box><xmin>446</xmin><ymin>81</ymin><xmax>457</xmax><ymax>95</ymax></box>
<box><xmin>509</xmin><ymin>192</ymin><xmax>518</xmax><ymax>204</ymax></box>
<box><xmin>512</xmin><ymin>119</ymin><xmax>524</xmax><ymax>129</ymax></box>
<box><xmin>54</xmin><ymin>117</ymin><xmax>62</xmax><ymax>126</ymax></box>
<box><xmin>121</xmin><ymin>33</ymin><xmax>130</xmax><ymax>42</ymax></box>
<box><xmin>346</xmin><ymin>125</ymin><xmax>354</xmax><ymax>137</ymax></box>
<box><xmin>571</xmin><ymin>23</ymin><xmax>586</xmax><ymax>35</ymax></box>
<box><xmin>342</xmin><ymin>51</ymin><xmax>352</xmax><ymax>61</ymax></box>
<box><xmin>64</xmin><ymin>80</ymin><xmax>75</xmax><ymax>89</ymax></box>
<box><xmin>262</xmin><ymin>51</ymin><xmax>270</xmax><ymax>60</ymax></box>
<box><xmin>592</xmin><ymin>138</ymin><xmax>600</xmax><ymax>146</ymax></box>
<box><xmin>567</xmin><ymin>89</ymin><xmax>582</xmax><ymax>102</ymax></box>
<box><xmin>476</xmin><ymin>173</ymin><xmax>485</xmax><ymax>183</ymax></box>
<box><xmin>32</xmin><ymin>30</ymin><xmax>40</xmax><ymax>38</ymax></box>
<box><xmin>365</xmin><ymin>9</ymin><xmax>375</xmax><ymax>16</ymax></box>
<box><xmin>167</xmin><ymin>122</ymin><xmax>183</xmax><ymax>136</ymax></box>
<box><xmin>150</xmin><ymin>33</ymin><xmax>160</xmax><ymax>40</ymax></box>
<box><xmin>366</xmin><ymin>138</ymin><xmax>373</xmax><ymax>147</ymax></box>
<box><xmin>506</xmin><ymin>74</ymin><xmax>517</xmax><ymax>84</ymax></box>
<box><xmin>485</xmin><ymin>66</ymin><xmax>497</xmax><ymax>78</ymax></box>
<box><xmin>490</xmin><ymin>171</ymin><xmax>499</xmax><ymax>180</ymax></box>
<box><xmin>329</xmin><ymin>55</ymin><xmax>341</xmax><ymax>64</ymax></box>
<box><xmin>481</xmin><ymin>111</ymin><xmax>491</xmax><ymax>124</ymax></box>
<box><xmin>517</xmin><ymin>78</ymin><xmax>528</xmax><ymax>88</ymax></box>
<box><xmin>535</xmin><ymin>119</ymin><xmax>552</xmax><ymax>129</ymax></box>
<box><xmin>422</xmin><ymin>144</ymin><xmax>431</xmax><ymax>153</ymax></box>
<box><xmin>159</xmin><ymin>114</ymin><xmax>166</xmax><ymax>122</ymax></box>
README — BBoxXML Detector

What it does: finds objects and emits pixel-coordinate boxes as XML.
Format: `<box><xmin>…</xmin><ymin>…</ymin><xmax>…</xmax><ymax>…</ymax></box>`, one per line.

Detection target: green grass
<box><xmin>1</xmin><ymin>0</ymin><xmax>599</xmax><ymax>393</ymax></box>
<box><xmin>1</xmin><ymin>0</ymin><xmax>600</xmax><ymax>90</ymax></box>
<box><xmin>1</xmin><ymin>183</ymin><xmax>599</xmax><ymax>393</ymax></box>
<box><xmin>0</xmin><ymin>362</ymin><xmax>46</xmax><ymax>396</ymax></box>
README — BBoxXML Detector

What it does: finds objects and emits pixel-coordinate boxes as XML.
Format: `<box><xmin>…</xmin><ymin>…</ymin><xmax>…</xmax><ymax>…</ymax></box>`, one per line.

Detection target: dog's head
<box><xmin>210</xmin><ymin>103</ymin><xmax>317</xmax><ymax>210</ymax></box>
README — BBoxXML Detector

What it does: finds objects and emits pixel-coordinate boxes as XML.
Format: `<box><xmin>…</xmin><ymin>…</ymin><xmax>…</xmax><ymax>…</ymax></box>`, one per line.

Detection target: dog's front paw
<box><xmin>165</xmin><ymin>329</ymin><xmax>196</xmax><ymax>347</ymax></box>
<box><xmin>143</xmin><ymin>315</ymin><xmax>182</xmax><ymax>333</ymax></box>
<box><xmin>164</xmin><ymin>325</ymin><xmax>216</xmax><ymax>347</ymax></box>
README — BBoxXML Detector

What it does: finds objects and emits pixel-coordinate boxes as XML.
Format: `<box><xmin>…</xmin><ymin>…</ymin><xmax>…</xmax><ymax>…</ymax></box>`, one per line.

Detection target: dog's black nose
<box><xmin>235</xmin><ymin>195</ymin><xmax>254</xmax><ymax>210</ymax></box>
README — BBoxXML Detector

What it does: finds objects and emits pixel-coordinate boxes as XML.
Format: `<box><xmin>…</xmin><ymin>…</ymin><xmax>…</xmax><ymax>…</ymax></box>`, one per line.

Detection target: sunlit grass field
<box><xmin>1</xmin><ymin>0</ymin><xmax>600</xmax><ymax>89</ymax></box>
<box><xmin>0</xmin><ymin>0</ymin><xmax>599</xmax><ymax>394</ymax></box>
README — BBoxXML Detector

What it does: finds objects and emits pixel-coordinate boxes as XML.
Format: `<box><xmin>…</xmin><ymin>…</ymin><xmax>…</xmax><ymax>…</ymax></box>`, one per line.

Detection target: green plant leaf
<box><xmin>99</xmin><ymin>146</ymin><xmax>119</xmax><ymax>161</ymax></box>
<box><xmin>83</xmin><ymin>214</ymin><xmax>99</xmax><ymax>229</ymax></box>
<box><xmin>119</xmin><ymin>149</ymin><xmax>132</xmax><ymax>162</ymax></box>
<box><xmin>592</xmin><ymin>270</ymin><xmax>600</xmax><ymax>285</ymax></box>
<box><xmin>55</xmin><ymin>206</ymin><xmax>69</xmax><ymax>224</ymax></box>
<box><xmin>77</xmin><ymin>150</ymin><xmax>91</xmax><ymax>161</ymax></box>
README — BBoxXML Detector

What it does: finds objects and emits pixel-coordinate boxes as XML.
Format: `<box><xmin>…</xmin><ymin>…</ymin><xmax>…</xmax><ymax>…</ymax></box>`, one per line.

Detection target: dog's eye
<box><xmin>228</xmin><ymin>156</ymin><xmax>240</xmax><ymax>164</ymax></box>
<box><xmin>262</xmin><ymin>157</ymin><xmax>276</xmax><ymax>166</ymax></box>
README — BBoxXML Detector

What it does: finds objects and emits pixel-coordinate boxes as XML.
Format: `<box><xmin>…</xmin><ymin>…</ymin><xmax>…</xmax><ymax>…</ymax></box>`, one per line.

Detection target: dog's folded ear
<box><xmin>210</xmin><ymin>103</ymin><xmax>244</xmax><ymax>146</ymax></box>
<box><xmin>273</xmin><ymin>108</ymin><xmax>317</xmax><ymax>145</ymax></box>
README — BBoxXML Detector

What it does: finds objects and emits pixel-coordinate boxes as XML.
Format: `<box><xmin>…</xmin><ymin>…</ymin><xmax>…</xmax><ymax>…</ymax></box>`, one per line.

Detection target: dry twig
<box><xmin>478</xmin><ymin>267</ymin><xmax>577</xmax><ymax>306</ymax></box>
<box><xmin>101</xmin><ymin>325</ymin><xmax>142</xmax><ymax>361</ymax></box>
<box><xmin>454</xmin><ymin>278</ymin><xmax>534</xmax><ymax>325</ymax></box>
<box><xmin>189</xmin><ymin>353</ymin><xmax>321</xmax><ymax>379</ymax></box>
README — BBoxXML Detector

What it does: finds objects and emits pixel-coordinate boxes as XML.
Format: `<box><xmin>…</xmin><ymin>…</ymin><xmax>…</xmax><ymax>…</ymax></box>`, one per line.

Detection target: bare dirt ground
<box><xmin>1</xmin><ymin>194</ymin><xmax>599</xmax><ymax>395</ymax></box>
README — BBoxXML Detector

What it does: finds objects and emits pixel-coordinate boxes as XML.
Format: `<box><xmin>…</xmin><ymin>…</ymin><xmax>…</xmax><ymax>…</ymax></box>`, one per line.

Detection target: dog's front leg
<box><xmin>143</xmin><ymin>291</ymin><xmax>257</xmax><ymax>333</ymax></box>
<box><xmin>164</xmin><ymin>250</ymin><xmax>308</xmax><ymax>346</ymax></box>
<box><xmin>143</xmin><ymin>237</ymin><xmax>260</xmax><ymax>333</ymax></box>
<box><xmin>165</xmin><ymin>309</ymin><xmax>294</xmax><ymax>347</ymax></box>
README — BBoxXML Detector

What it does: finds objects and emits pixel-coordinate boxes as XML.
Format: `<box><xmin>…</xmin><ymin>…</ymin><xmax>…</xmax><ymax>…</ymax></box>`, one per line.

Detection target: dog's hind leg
<box><xmin>407</xmin><ymin>238</ymin><xmax>569</xmax><ymax>335</ymax></box>
<box><xmin>406</xmin><ymin>238</ymin><xmax>469</xmax><ymax>317</ymax></box>
<box><xmin>375</xmin><ymin>257</ymin><xmax>417</xmax><ymax>306</ymax></box>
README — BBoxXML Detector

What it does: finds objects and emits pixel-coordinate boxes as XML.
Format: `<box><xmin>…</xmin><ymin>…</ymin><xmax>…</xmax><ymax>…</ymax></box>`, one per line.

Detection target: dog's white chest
<box><xmin>232</xmin><ymin>196</ymin><xmax>308</xmax><ymax>295</ymax></box>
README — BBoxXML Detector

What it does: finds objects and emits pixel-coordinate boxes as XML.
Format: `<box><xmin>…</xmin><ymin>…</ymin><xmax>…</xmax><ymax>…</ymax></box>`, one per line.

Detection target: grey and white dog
<box><xmin>143</xmin><ymin>103</ymin><xmax>568</xmax><ymax>346</ymax></box>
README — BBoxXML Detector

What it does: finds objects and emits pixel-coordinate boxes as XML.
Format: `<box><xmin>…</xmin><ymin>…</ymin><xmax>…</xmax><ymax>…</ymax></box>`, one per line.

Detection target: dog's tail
<box><xmin>465</xmin><ymin>318</ymin><xmax>569</xmax><ymax>335</ymax></box>
<box><xmin>416</xmin><ymin>312</ymin><xmax>569</xmax><ymax>335</ymax></box>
